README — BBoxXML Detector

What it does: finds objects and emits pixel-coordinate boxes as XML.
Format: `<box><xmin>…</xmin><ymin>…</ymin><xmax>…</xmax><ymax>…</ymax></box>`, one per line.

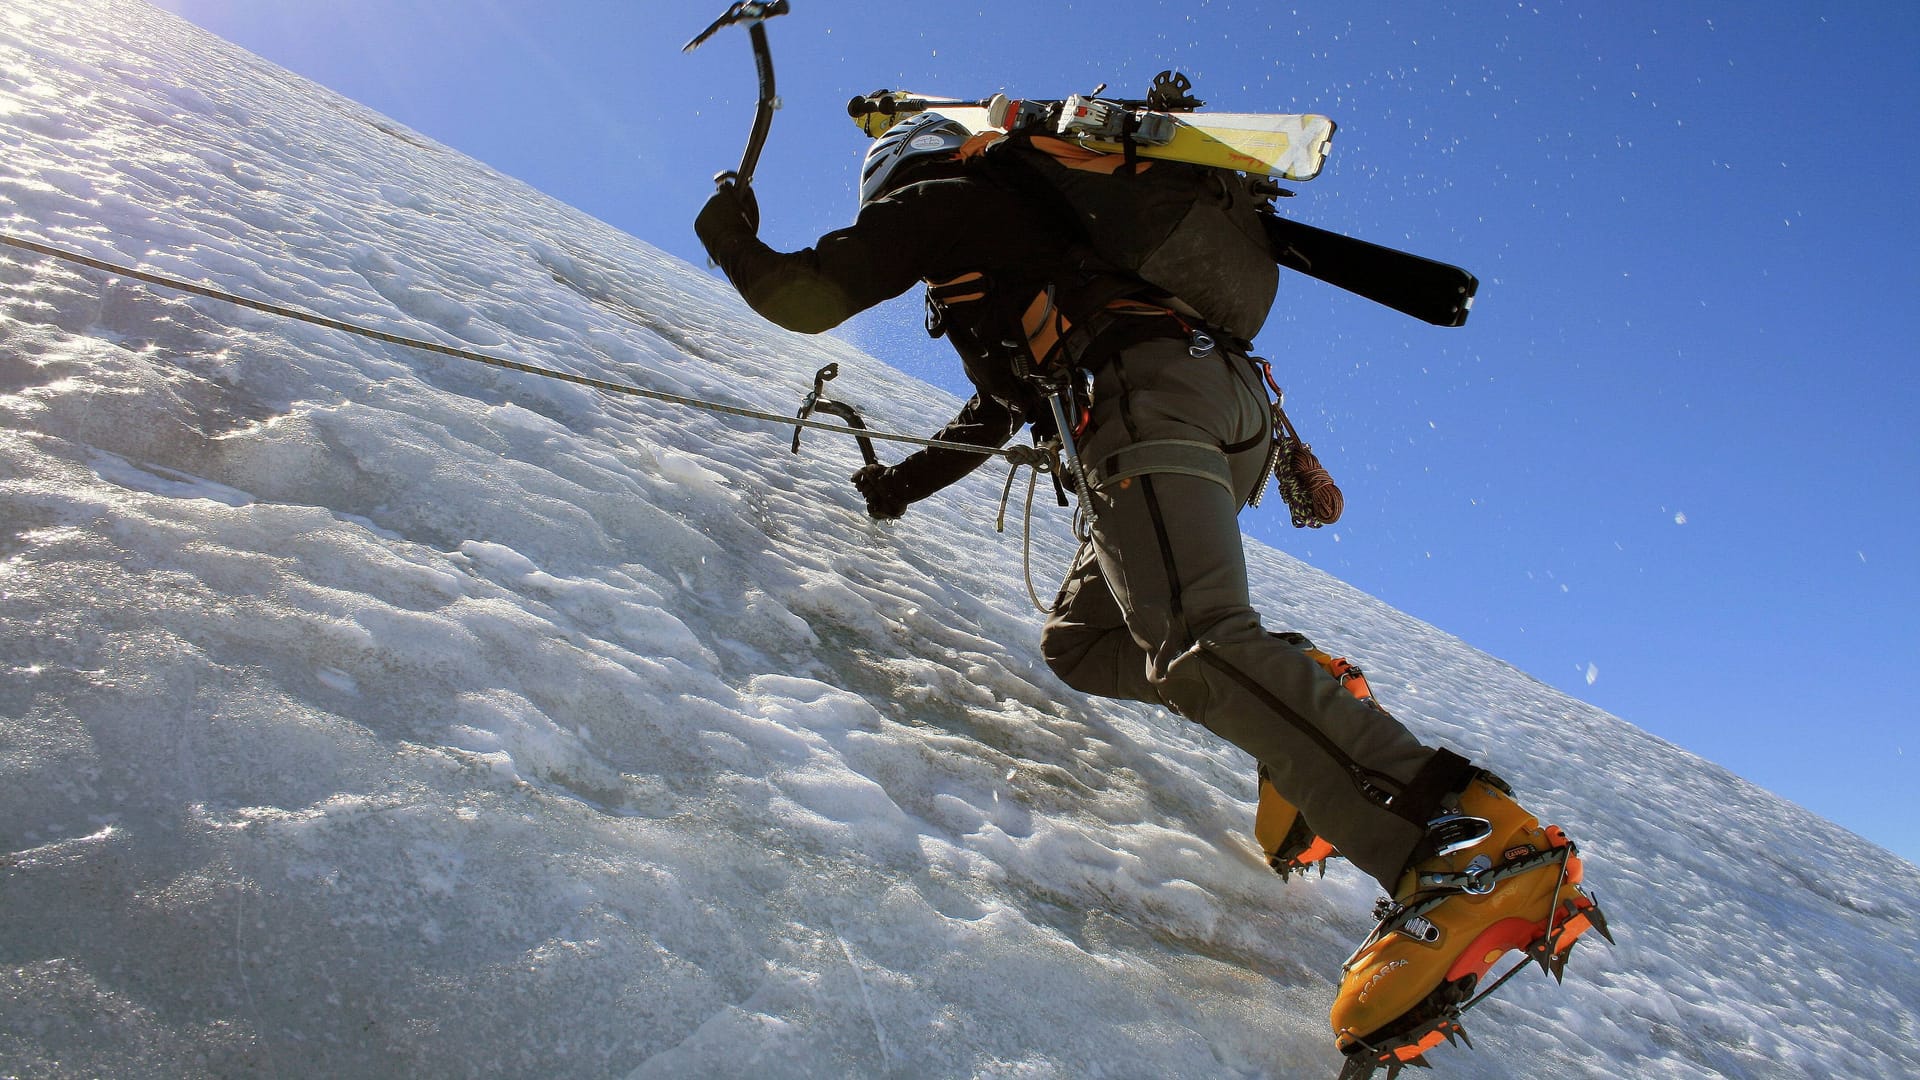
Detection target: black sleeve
<box><xmin>694</xmin><ymin>179</ymin><xmax>1025</xmax><ymax>334</ymax></box>
<box><xmin>886</xmin><ymin>393</ymin><xmax>1023</xmax><ymax>503</ymax></box>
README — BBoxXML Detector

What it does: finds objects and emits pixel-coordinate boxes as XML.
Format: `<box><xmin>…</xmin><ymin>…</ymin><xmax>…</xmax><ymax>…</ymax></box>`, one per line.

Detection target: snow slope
<box><xmin>3</xmin><ymin>1</ymin><xmax>1916</xmax><ymax>1077</ymax></box>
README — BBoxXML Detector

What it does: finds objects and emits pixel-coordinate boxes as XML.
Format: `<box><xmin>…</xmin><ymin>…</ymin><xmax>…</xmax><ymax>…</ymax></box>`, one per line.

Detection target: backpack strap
<box><xmin>1049</xmin><ymin>287</ymin><xmax>1249</xmax><ymax>374</ymax></box>
<box><xmin>926</xmin><ymin>271</ymin><xmax>989</xmax><ymax>304</ymax></box>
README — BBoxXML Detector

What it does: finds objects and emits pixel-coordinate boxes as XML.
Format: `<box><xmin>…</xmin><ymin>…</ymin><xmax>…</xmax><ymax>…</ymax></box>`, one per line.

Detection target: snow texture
<box><xmin>2</xmin><ymin>1</ymin><xmax>1916</xmax><ymax>1077</ymax></box>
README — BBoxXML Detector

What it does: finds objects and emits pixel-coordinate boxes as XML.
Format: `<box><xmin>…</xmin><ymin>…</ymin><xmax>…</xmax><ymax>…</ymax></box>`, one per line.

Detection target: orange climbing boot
<box><xmin>1329</xmin><ymin>774</ymin><xmax>1612</xmax><ymax>1078</ymax></box>
<box><xmin>1255</xmin><ymin>766</ymin><xmax>1340</xmax><ymax>879</ymax></box>
<box><xmin>1253</xmin><ymin>648</ymin><xmax>1384</xmax><ymax>880</ymax></box>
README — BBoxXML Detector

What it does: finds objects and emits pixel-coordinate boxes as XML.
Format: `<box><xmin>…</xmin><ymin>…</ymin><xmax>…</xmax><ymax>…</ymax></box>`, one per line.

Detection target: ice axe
<box><xmin>684</xmin><ymin>0</ymin><xmax>791</xmax><ymax>191</ymax></box>
<box><xmin>791</xmin><ymin>364</ymin><xmax>879</xmax><ymax>467</ymax></box>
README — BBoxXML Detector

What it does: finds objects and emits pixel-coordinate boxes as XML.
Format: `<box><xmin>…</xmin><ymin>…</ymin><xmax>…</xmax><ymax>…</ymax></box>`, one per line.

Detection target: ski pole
<box><xmin>684</xmin><ymin>1</ymin><xmax>792</xmax><ymax>190</ymax></box>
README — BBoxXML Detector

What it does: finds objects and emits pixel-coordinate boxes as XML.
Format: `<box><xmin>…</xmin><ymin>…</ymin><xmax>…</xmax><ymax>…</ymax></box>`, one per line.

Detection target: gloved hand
<box><xmin>851</xmin><ymin>464</ymin><xmax>911</xmax><ymax>521</ymax></box>
<box><xmin>694</xmin><ymin>178</ymin><xmax>760</xmax><ymax>249</ymax></box>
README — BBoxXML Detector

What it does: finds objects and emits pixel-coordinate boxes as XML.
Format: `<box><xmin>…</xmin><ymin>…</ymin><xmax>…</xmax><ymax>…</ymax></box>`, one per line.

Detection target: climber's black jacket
<box><xmin>696</xmin><ymin>173</ymin><xmax>1089</xmax><ymax>505</ymax></box>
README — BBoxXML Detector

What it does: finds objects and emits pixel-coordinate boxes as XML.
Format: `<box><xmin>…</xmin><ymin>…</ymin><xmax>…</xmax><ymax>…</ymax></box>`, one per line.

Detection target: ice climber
<box><xmin>694</xmin><ymin>108</ymin><xmax>1609</xmax><ymax>1076</ymax></box>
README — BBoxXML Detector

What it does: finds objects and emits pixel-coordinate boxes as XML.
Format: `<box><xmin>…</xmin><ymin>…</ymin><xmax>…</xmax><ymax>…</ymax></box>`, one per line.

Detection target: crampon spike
<box><xmin>1382</xmin><ymin>1054</ymin><xmax>1435</xmax><ymax>1079</ymax></box>
<box><xmin>1272</xmin><ymin>850</ymin><xmax>1333</xmax><ymax>882</ymax></box>
<box><xmin>1588</xmin><ymin>897</ymin><xmax>1616</xmax><ymax>944</ymax></box>
<box><xmin>1336</xmin><ymin>1012</ymin><xmax>1462</xmax><ymax>1079</ymax></box>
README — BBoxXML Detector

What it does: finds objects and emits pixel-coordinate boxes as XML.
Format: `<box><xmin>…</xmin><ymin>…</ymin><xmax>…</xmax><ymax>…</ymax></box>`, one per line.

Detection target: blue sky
<box><xmin>146</xmin><ymin>1</ymin><xmax>1919</xmax><ymax>863</ymax></box>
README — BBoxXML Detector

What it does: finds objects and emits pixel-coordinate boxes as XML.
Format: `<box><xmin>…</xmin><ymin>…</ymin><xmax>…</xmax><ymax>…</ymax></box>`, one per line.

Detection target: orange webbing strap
<box><xmin>955</xmin><ymin>131</ymin><xmax>1005</xmax><ymax>162</ymax></box>
<box><xmin>1035</xmin><ymin>292</ymin><xmax>1197</xmax><ymax>374</ymax></box>
<box><xmin>1023</xmin><ymin>291</ymin><xmax>1190</xmax><ymax>371</ymax></box>
<box><xmin>1026</xmin><ymin>134</ymin><xmax>1157</xmax><ymax>175</ymax></box>
<box><xmin>1018</xmin><ymin>288</ymin><xmax>1071</xmax><ymax>367</ymax></box>
<box><xmin>1307</xmin><ymin>649</ymin><xmax>1377</xmax><ymax>708</ymax></box>
<box><xmin>1103</xmin><ymin>297</ymin><xmax>1190</xmax><ymax>323</ymax></box>
<box><xmin>926</xmin><ymin>271</ymin><xmax>989</xmax><ymax>304</ymax></box>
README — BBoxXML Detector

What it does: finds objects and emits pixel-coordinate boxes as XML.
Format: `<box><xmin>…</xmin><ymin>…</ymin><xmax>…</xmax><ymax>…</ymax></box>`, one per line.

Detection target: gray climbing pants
<box><xmin>1039</xmin><ymin>334</ymin><xmax>1446</xmax><ymax>886</ymax></box>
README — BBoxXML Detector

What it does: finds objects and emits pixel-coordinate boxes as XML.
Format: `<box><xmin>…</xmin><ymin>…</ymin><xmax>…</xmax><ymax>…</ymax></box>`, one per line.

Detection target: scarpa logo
<box><xmin>1357</xmin><ymin>959</ymin><xmax>1409</xmax><ymax>1003</ymax></box>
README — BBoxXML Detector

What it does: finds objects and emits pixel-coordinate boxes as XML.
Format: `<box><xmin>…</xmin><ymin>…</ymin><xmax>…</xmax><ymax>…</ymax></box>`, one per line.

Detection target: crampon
<box><xmin>1333</xmin><ymin>831</ymin><xmax>1614</xmax><ymax>1079</ymax></box>
<box><xmin>1257</xmin><ymin>764</ymin><xmax>1340</xmax><ymax>880</ymax></box>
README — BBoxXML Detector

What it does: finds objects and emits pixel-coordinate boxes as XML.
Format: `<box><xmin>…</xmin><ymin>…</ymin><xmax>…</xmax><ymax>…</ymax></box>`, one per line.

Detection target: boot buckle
<box><xmin>1419</xmin><ymin>854</ymin><xmax>1497</xmax><ymax>896</ymax></box>
<box><xmin>1427</xmin><ymin>812</ymin><xmax>1494</xmax><ymax>858</ymax></box>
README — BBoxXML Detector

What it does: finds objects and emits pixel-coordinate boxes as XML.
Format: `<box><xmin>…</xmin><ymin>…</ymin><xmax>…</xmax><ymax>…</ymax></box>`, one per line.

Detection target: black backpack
<box><xmin>976</xmin><ymin>132</ymin><xmax>1280</xmax><ymax>343</ymax></box>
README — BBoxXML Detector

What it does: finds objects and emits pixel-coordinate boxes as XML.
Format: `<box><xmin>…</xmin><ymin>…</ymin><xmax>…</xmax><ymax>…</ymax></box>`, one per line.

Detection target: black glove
<box><xmin>851</xmin><ymin>464</ymin><xmax>911</xmax><ymax>521</ymax></box>
<box><xmin>694</xmin><ymin>178</ymin><xmax>760</xmax><ymax>250</ymax></box>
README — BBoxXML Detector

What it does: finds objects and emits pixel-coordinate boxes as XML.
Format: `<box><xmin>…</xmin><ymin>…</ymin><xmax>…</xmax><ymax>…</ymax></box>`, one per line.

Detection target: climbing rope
<box><xmin>1249</xmin><ymin>358</ymin><xmax>1343</xmax><ymax>529</ymax></box>
<box><xmin>0</xmin><ymin>232</ymin><xmax>1016</xmax><ymax>463</ymax></box>
<box><xmin>2</xmin><ymin>231</ymin><xmax>1087</xmax><ymax>603</ymax></box>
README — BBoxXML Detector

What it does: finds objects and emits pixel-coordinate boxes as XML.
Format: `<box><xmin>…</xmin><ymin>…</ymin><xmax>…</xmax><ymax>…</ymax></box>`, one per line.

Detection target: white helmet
<box><xmin>858</xmin><ymin>112</ymin><xmax>972</xmax><ymax>208</ymax></box>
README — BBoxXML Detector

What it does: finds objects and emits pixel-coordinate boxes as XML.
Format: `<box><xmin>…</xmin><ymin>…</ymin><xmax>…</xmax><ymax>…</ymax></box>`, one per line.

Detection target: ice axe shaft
<box><xmin>684</xmin><ymin>1</ymin><xmax>791</xmax><ymax>189</ymax></box>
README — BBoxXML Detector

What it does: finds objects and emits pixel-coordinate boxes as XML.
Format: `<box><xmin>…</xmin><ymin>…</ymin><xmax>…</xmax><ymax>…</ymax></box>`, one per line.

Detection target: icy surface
<box><xmin>3</xmin><ymin>1</ymin><xmax>1917</xmax><ymax>1077</ymax></box>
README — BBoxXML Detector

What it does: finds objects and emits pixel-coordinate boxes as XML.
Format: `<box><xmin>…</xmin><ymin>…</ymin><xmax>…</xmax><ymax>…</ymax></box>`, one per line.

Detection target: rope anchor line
<box><xmin>0</xmin><ymin>232</ymin><xmax>1014</xmax><ymax>463</ymax></box>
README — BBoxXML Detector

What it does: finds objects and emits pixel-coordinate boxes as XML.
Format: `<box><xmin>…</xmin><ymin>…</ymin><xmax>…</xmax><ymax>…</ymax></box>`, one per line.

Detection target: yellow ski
<box><xmin>850</xmin><ymin>91</ymin><xmax>1335</xmax><ymax>182</ymax></box>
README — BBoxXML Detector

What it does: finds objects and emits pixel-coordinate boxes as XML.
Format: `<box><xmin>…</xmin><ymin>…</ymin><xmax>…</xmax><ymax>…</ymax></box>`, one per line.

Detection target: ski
<box><xmin>1089</xmin><ymin>109</ymin><xmax>1334</xmax><ymax>182</ymax></box>
<box><xmin>849</xmin><ymin>73</ymin><xmax>1477</xmax><ymax>328</ymax></box>
<box><xmin>1261</xmin><ymin>213</ymin><xmax>1478</xmax><ymax>327</ymax></box>
<box><xmin>849</xmin><ymin>89</ymin><xmax>1335</xmax><ymax>183</ymax></box>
